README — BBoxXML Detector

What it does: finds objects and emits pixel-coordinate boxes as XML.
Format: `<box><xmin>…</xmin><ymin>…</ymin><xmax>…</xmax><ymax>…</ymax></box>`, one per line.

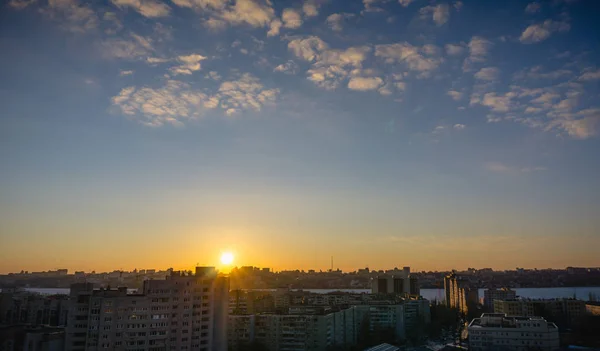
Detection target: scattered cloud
<box><xmin>463</xmin><ymin>36</ymin><xmax>493</xmax><ymax>71</ymax></box>
<box><xmin>216</xmin><ymin>73</ymin><xmax>279</xmax><ymax>115</ymax></box>
<box><xmin>119</xmin><ymin>70</ymin><xmax>134</xmax><ymax>76</ymax></box>
<box><xmin>525</xmin><ymin>2</ymin><xmax>541</xmax><ymax>13</ymax></box>
<box><xmin>485</xmin><ymin>162</ymin><xmax>546</xmax><ymax>174</ymax></box>
<box><xmin>347</xmin><ymin>77</ymin><xmax>383</xmax><ymax>91</ymax></box>
<box><xmin>326</xmin><ymin>13</ymin><xmax>354</xmax><ymax>32</ymax></box>
<box><xmin>205</xmin><ymin>71</ymin><xmax>221</xmax><ymax>80</ymax></box>
<box><xmin>398</xmin><ymin>0</ymin><xmax>417</xmax><ymax>7</ymax></box>
<box><xmin>7</xmin><ymin>0</ymin><xmax>37</xmax><ymax>10</ymax></box>
<box><xmin>267</xmin><ymin>19</ymin><xmax>282</xmax><ymax>36</ymax></box>
<box><xmin>375</xmin><ymin>42</ymin><xmax>442</xmax><ymax>76</ymax></box>
<box><xmin>453</xmin><ymin>1</ymin><xmax>463</xmax><ymax>11</ymax></box>
<box><xmin>514</xmin><ymin>65</ymin><xmax>573</xmax><ymax>80</ymax></box>
<box><xmin>110</xmin><ymin>0</ymin><xmax>170</xmax><ymax>18</ymax></box>
<box><xmin>40</xmin><ymin>0</ymin><xmax>99</xmax><ymax>33</ymax></box>
<box><xmin>453</xmin><ymin>123</ymin><xmax>466</xmax><ymax>130</ymax></box>
<box><xmin>274</xmin><ymin>60</ymin><xmax>299</xmax><ymax>75</ymax></box>
<box><xmin>282</xmin><ymin>8</ymin><xmax>303</xmax><ymax>29</ymax></box>
<box><xmin>169</xmin><ymin>54</ymin><xmax>207</xmax><ymax>75</ymax></box>
<box><xmin>101</xmin><ymin>33</ymin><xmax>154</xmax><ymax>60</ymax></box>
<box><xmin>302</xmin><ymin>0</ymin><xmax>322</xmax><ymax>17</ymax></box>
<box><xmin>520</xmin><ymin>19</ymin><xmax>570</xmax><ymax>44</ymax></box>
<box><xmin>475</xmin><ymin>67</ymin><xmax>500</xmax><ymax>81</ymax></box>
<box><xmin>445</xmin><ymin>43</ymin><xmax>465</xmax><ymax>56</ymax></box>
<box><xmin>447</xmin><ymin>90</ymin><xmax>463</xmax><ymax>101</ymax></box>
<box><xmin>420</xmin><ymin>4</ymin><xmax>450</xmax><ymax>26</ymax></box>
<box><xmin>579</xmin><ymin>69</ymin><xmax>600</xmax><ymax>81</ymax></box>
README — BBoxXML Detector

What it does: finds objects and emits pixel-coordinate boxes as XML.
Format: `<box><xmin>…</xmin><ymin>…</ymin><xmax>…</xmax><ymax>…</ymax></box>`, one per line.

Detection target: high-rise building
<box><xmin>483</xmin><ymin>288</ymin><xmax>516</xmax><ymax>310</ymax></box>
<box><xmin>444</xmin><ymin>272</ymin><xmax>478</xmax><ymax>315</ymax></box>
<box><xmin>65</xmin><ymin>267</ymin><xmax>229</xmax><ymax>351</ymax></box>
<box><xmin>468</xmin><ymin>313</ymin><xmax>559</xmax><ymax>351</ymax></box>
<box><xmin>371</xmin><ymin>267</ymin><xmax>419</xmax><ymax>295</ymax></box>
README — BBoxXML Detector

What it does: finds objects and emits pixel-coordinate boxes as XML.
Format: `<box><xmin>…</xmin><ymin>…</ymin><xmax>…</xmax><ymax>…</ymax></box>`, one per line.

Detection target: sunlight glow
<box><xmin>220</xmin><ymin>252</ymin><xmax>234</xmax><ymax>265</ymax></box>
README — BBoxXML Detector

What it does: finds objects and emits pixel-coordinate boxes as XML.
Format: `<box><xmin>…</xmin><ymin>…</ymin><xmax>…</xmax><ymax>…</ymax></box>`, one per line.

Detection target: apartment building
<box><xmin>371</xmin><ymin>267</ymin><xmax>419</xmax><ymax>295</ymax></box>
<box><xmin>65</xmin><ymin>267</ymin><xmax>228</xmax><ymax>351</ymax></box>
<box><xmin>483</xmin><ymin>288</ymin><xmax>516</xmax><ymax>310</ymax></box>
<box><xmin>444</xmin><ymin>273</ymin><xmax>478</xmax><ymax>315</ymax></box>
<box><xmin>468</xmin><ymin>313</ymin><xmax>559</xmax><ymax>351</ymax></box>
<box><xmin>493</xmin><ymin>298</ymin><xmax>586</xmax><ymax>324</ymax></box>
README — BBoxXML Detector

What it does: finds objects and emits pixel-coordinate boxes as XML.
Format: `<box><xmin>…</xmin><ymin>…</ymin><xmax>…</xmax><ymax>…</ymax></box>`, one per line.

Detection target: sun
<box><xmin>220</xmin><ymin>252</ymin><xmax>234</xmax><ymax>265</ymax></box>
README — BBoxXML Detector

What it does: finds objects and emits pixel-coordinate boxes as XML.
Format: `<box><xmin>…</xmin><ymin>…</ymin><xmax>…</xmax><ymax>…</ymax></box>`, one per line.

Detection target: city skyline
<box><xmin>1</xmin><ymin>0</ymin><xmax>600</xmax><ymax>274</ymax></box>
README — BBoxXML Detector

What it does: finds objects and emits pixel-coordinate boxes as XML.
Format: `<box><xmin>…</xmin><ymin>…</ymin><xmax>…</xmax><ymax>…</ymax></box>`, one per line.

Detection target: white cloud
<box><xmin>519</xmin><ymin>20</ymin><xmax>570</xmax><ymax>44</ymax></box>
<box><xmin>375</xmin><ymin>42</ymin><xmax>442</xmax><ymax>75</ymax></box>
<box><xmin>147</xmin><ymin>57</ymin><xmax>170</xmax><ymax>64</ymax></box>
<box><xmin>267</xmin><ymin>19</ymin><xmax>282</xmax><ymax>36</ymax></box>
<box><xmin>326</xmin><ymin>13</ymin><xmax>354</xmax><ymax>32</ymax></box>
<box><xmin>445</xmin><ymin>43</ymin><xmax>465</xmax><ymax>56</ymax></box>
<box><xmin>40</xmin><ymin>0</ymin><xmax>98</xmax><ymax>33</ymax></box>
<box><xmin>110</xmin><ymin>0</ymin><xmax>170</xmax><ymax>18</ymax></box>
<box><xmin>219</xmin><ymin>0</ymin><xmax>274</xmax><ymax>28</ymax></box>
<box><xmin>205</xmin><ymin>71</ymin><xmax>221</xmax><ymax>80</ymax></box>
<box><xmin>216</xmin><ymin>73</ymin><xmax>279</xmax><ymax>115</ymax></box>
<box><xmin>453</xmin><ymin>123</ymin><xmax>466</xmax><ymax>130</ymax></box>
<box><xmin>101</xmin><ymin>33</ymin><xmax>154</xmax><ymax>60</ymax></box>
<box><xmin>274</xmin><ymin>60</ymin><xmax>299</xmax><ymax>74</ymax></box>
<box><xmin>169</xmin><ymin>54</ymin><xmax>207</xmax><ymax>75</ymax></box>
<box><xmin>462</xmin><ymin>36</ymin><xmax>493</xmax><ymax>71</ymax></box>
<box><xmin>170</xmin><ymin>0</ymin><xmax>226</xmax><ymax>10</ymax></box>
<box><xmin>447</xmin><ymin>90</ymin><xmax>463</xmax><ymax>101</ymax></box>
<box><xmin>479</xmin><ymin>92</ymin><xmax>516</xmax><ymax>112</ymax></box>
<box><xmin>524</xmin><ymin>2</ymin><xmax>541</xmax><ymax>13</ymax></box>
<box><xmin>8</xmin><ymin>0</ymin><xmax>37</xmax><ymax>10</ymax></box>
<box><xmin>546</xmin><ymin>112</ymin><xmax>599</xmax><ymax>139</ymax></box>
<box><xmin>119</xmin><ymin>70</ymin><xmax>134</xmax><ymax>76</ymax></box>
<box><xmin>288</xmin><ymin>36</ymin><xmax>329</xmax><ymax>61</ymax></box>
<box><xmin>302</xmin><ymin>0</ymin><xmax>320</xmax><ymax>17</ymax></box>
<box><xmin>475</xmin><ymin>67</ymin><xmax>500</xmax><ymax>81</ymax></box>
<box><xmin>111</xmin><ymin>80</ymin><xmax>212</xmax><ymax>126</ymax></box>
<box><xmin>347</xmin><ymin>77</ymin><xmax>383</xmax><ymax>91</ymax></box>
<box><xmin>579</xmin><ymin>69</ymin><xmax>600</xmax><ymax>81</ymax></box>
<box><xmin>419</xmin><ymin>4</ymin><xmax>450</xmax><ymax>26</ymax></box>
<box><xmin>282</xmin><ymin>8</ymin><xmax>303</xmax><ymax>29</ymax></box>
<box><xmin>398</xmin><ymin>0</ymin><xmax>417</xmax><ymax>7</ymax></box>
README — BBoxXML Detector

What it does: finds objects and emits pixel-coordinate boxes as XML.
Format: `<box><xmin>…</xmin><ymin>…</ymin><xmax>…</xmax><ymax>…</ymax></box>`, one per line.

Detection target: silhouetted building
<box><xmin>483</xmin><ymin>288</ymin><xmax>516</xmax><ymax>310</ymax></box>
<box><xmin>444</xmin><ymin>273</ymin><xmax>478</xmax><ymax>315</ymax></box>
<box><xmin>371</xmin><ymin>267</ymin><xmax>419</xmax><ymax>295</ymax></box>
<box><xmin>65</xmin><ymin>267</ymin><xmax>229</xmax><ymax>351</ymax></box>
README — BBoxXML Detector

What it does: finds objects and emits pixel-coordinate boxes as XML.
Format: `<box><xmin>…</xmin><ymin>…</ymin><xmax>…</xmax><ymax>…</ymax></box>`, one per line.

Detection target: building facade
<box><xmin>65</xmin><ymin>267</ymin><xmax>229</xmax><ymax>351</ymax></box>
<box><xmin>468</xmin><ymin>313</ymin><xmax>559</xmax><ymax>351</ymax></box>
<box><xmin>493</xmin><ymin>298</ymin><xmax>586</xmax><ymax>325</ymax></box>
<box><xmin>444</xmin><ymin>273</ymin><xmax>478</xmax><ymax>315</ymax></box>
<box><xmin>483</xmin><ymin>288</ymin><xmax>516</xmax><ymax>310</ymax></box>
<box><xmin>371</xmin><ymin>267</ymin><xmax>419</xmax><ymax>296</ymax></box>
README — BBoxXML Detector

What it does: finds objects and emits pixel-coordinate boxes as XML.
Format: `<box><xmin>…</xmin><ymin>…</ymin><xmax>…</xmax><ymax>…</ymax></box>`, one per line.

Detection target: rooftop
<box><xmin>364</xmin><ymin>343</ymin><xmax>400</xmax><ymax>351</ymax></box>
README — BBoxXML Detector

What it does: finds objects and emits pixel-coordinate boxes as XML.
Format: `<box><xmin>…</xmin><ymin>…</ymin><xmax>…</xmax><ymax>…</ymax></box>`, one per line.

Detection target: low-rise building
<box><xmin>493</xmin><ymin>298</ymin><xmax>586</xmax><ymax>325</ymax></box>
<box><xmin>468</xmin><ymin>313</ymin><xmax>559</xmax><ymax>351</ymax></box>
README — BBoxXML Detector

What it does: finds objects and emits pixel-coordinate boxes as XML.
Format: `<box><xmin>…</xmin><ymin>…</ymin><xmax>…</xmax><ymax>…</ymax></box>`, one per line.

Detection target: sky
<box><xmin>1</xmin><ymin>0</ymin><xmax>599</xmax><ymax>274</ymax></box>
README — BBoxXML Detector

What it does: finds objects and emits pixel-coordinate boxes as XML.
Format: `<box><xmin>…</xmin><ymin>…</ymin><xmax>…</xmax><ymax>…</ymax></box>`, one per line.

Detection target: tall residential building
<box><xmin>493</xmin><ymin>298</ymin><xmax>586</xmax><ymax>325</ymax></box>
<box><xmin>468</xmin><ymin>313</ymin><xmax>559</xmax><ymax>351</ymax></box>
<box><xmin>371</xmin><ymin>267</ymin><xmax>419</xmax><ymax>295</ymax></box>
<box><xmin>65</xmin><ymin>267</ymin><xmax>229</xmax><ymax>351</ymax></box>
<box><xmin>444</xmin><ymin>273</ymin><xmax>478</xmax><ymax>315</ymax></box>
<box><xmin>483</xmin><ymin>288</ymin><xmax>516</xmax><ymax>310</ymax></box>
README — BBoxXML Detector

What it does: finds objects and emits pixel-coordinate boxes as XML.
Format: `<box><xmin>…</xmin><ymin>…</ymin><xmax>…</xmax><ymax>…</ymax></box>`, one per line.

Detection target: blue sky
<box><xmin>1</xmin><ymin>0</ymin><xmax>599</xmax><ymax>273</ymax></box>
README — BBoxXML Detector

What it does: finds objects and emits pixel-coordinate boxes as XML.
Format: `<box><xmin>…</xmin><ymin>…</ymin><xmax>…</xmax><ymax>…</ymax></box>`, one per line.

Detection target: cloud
<box><xmin>172</xmin><ymin>0</ymin><xmax>274</xmax><ymax>31</ymax></box>
<box><xmin>375</xmin><ymin>42</ymin><xmax>442</xmax><ymax>76</ymax></box>
<box><xmin>169</xmin><ymin>54</ymin><xmax>207</xmax><ymax>75</ymax></box>
<box><xmin>119</xmin><ymin>70</ymin><xmax>134</xmax><ymax>76</ymax></box>
<box><xmin>363</xmin><ymin>0</ymin><xmax>389</xmax><ymax>12</ymax></box>
<box><xmin>486</xmin><ymin>162</ymin><xmax>547</xmax><ymax>174</ymax></box>
<box><xmin>463</xmin><ymin>36</ymin><xmax>493</xmax><ymax>71</ymax></box>
<box><xmin>445</xmin><ymin>43</ymin><xmax>465</xmax><ymax>56</ymax></box>
<box><xmin>475</xmin><ymin>67</ymin><xmax>500</xmax><ymax>81</ymax></box>
<box><xmin>8</xmin><ymin>0</ymin><xmax>37</xmax><ymax>9</ymax></box>
<box><xmin>478</xmin><ymin>92</ymin><xmax>516</xmax><ymax>113</ymax></box>
<box><xmin>524</xmin><ymin>2</ymin><xmax>541</xmax><ymax>13</ymax></box>
<box><xmin>147</xmin><ymin>57</ymin><xmax>170</xmax><ymax>64</ymax></box>
<box><xmin>205</xmin><ymin>71</ymin><xmax>221</xmax><ymax>81</ymax></box>
<box><xmin>101</xmin><ymin>33</ymin><xmax>154</xmax><ymax>60</ymax></box>
<box><xmin>302</xmin><ymin>0</ymin><xmax>321</xmax><ymax>17</ymax></box>
<box><xmin>40</xmin><ymin>0</ymin><xmax>98</xmax><ymax>33</ymax></box>
<box><xmin>447</xmin><ymin>90</ymin><xmax>463</xmax><ymax>101</ymax></box>
<box><xmin>216</xmin><ymin>73</ymin><xmax>279</xmax><ymax>115</ymax></box>
<box><xmin>274</xmin><ymin>60</ymin><xmax>299</xmax><ymax>74</ymax></box>
<box><xmin>420</xmin><ymin>4</ymin><xmax>450</xmax><ymax>26</ymax></box>
<box><xmin>282</xmin><ymin>8</ymin><xmax>303</xmax><ymax>29</ymax></box>
<box><xmin>111</xmin><ymin>80</ymin><xmax>212</xmax><ymax>127</ymax></box>
<box><xmin>288</xmin><ymin>36</ymin><xmax>329</xmax><ymax>61</ymax></box>
<box><xmin>347</xmin><ymin>77</ymin><xmax>383</xmax><ymax>91</ymax></box>
<box><xmin>520</xmin><ymin>20</ymin><xmax>570</xmax><ymax>44</ymax></box>
<box><xmin>267</xmin><ymin>19</ymin><xmax>282</xmax><ymax>36</ymax></box>
<box><xmin>453</xmin><ymin>123</ymin><xmax>466</xmax><ymax>130</ymax></box>
<box><xmin>579</xmin><ymin>69</ymin><xmax>600</xmax><ymax>81</ymax></box>
<box><xmin>110</xmin><ymin>0</ymin><xmax>170</xmax><ymax>18</ymax></box>
<box><xmin>546</xmin><ymin>113</ymin><xmax>599</xmax><ymax>139</ymax></box>
<box><xmin>170</xmin><ymin>0</ymin><xmax>226</xmax><ymax>10</ymax></box>
<box><xmin>514</xmin><ymin>65</ymin><xmax>573</xmax><ymax>80</ymax></box>
<box><xmin>398</xmin><ymin>0</ymin><xmax>417</xmax><ymax>7</ymax></box>
<box><xmin>453</xmin><ymin>1</ymin><xmax>462</xmax><ymax>10</ymax></box>
<box><xmin>326</xmin><ymin>13</ymin><xmax>354</xmax><ymax>32</ymax></box>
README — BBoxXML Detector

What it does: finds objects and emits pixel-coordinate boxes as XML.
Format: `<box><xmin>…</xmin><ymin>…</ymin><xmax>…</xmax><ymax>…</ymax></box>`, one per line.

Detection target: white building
<box><xmin>468</xmin><ymin>313</ymin><xmax>559</xmax><ymax>351</ymax></box>
<box><xmin>371</xmin><ymin>267</ymin><xmax>419</xmax><ymax>295</ymax></box>
<box><xmin>65</xmin><ymin>267</ymin><xmax>229</xmax><ymax>351</ymax></box>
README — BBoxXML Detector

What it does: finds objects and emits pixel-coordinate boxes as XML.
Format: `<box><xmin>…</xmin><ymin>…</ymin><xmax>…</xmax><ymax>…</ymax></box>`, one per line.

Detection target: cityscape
<box><xmin>1</xmin><ymin>0</ymin><xmax>600</xmax><ymax>350</ymax></box>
